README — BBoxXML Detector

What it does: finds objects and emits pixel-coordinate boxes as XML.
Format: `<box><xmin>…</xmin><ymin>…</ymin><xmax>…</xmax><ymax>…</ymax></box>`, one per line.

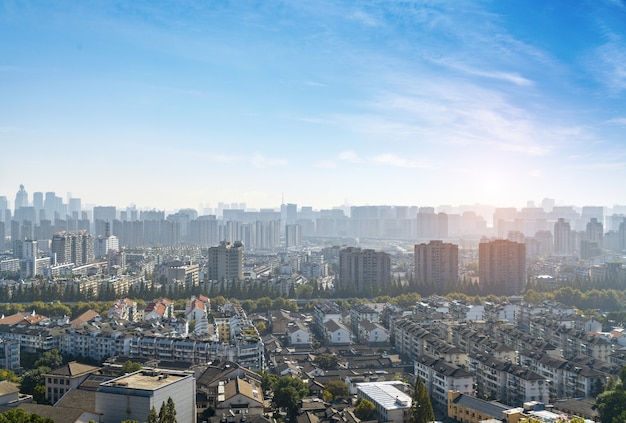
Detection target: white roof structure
<box><xmin>356</xmin><ymin>381</ymin><xmax>412</xmax><ymax>411</ymax></box>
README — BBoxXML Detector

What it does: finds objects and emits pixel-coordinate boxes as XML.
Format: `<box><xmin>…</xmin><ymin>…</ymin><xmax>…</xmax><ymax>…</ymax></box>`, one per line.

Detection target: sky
<box><xmin>1</xmin><ymin>0</ymin><xmax>626</xmax><ymax>212</ymax></box>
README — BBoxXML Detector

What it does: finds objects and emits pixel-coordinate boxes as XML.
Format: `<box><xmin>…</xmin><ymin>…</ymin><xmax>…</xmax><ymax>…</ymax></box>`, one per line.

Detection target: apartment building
<box><xmin>414</xmin><ymin>354</ymin><xmax>474</xmax><ymax>410</ymax></box>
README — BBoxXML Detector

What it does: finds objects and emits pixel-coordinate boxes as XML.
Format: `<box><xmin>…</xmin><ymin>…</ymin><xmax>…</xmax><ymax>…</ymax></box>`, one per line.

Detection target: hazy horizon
<box><xmin>2</xmin><ymin>1</ymin><xmax>626</xmax><ymax>210</ymax></box>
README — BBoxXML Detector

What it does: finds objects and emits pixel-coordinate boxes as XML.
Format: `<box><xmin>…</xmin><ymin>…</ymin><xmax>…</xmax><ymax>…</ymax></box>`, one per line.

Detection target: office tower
<box><xmin>14</xmin><ymin>185</ymin><xmax>28</xmax><ymax>211</ymax></box>
<box><xmin>478</xmin><ymin>239</ymin><xmax>526</xmax><ymax>295</ymax></box>
<box><xmin>416</xmin><ymin>208</ymin><xmax>448</xmax><ymax>240</ymax></box>
<box><xmin>93</xmin><ymin>206</ymin><xmax>116</xmax><ymax>222</ymax></box>
<box><xmin>285</xmin><ymin>224</ymin><xmax>301</xmax><ymax>248</ymax></box>
<box><xmin>338</xmin><ymin>247</ymin><xmax>391</xmax><ymax>295</ymax></box>
<box><xmin>585</xmin><ymin>218</ymin><xmax>603</xmax><ymax>247</ymax></box>
<box><xmin>581</xmin><ymin>206</ymin><xmax>603</xmax><ymax>226</ymax></box>
<box><xmin>414</xmin><ymin>240</ymin><xmax>459</xmax><ymax>293</ymax></box>
<box><xmin>285</xmin><ymin>203</ymin><xmax>297</xmax><ymax>225</ymax></box>
<box><xmin>33</xmin><ymin>192</ymin><xmax>44</xmax><ymax>220</ymax></box>
<box><xmin>0</xmin><ymin>197</ymin><xmax>8</xmax><ymax>223</ymax></box>
<box><xmin>208</xmin><ymin>241</ymin><xmax>243</xmax><ymax>281</ymax></box>
<box><xmin>189</xmin><ymin>215</ymin><xmax>218</xmax><ymax>248</ymax></box>
<box><xmin>69</xmin><ymin>197</ymin><xmax>81</xmax><ymax>218</ymax></box>
<box><xmin>0</xmin><ymin>222</ymin><xmax>4</xmax><ymax>250</ymax></box>
<box><xmin>554</xmin><ymin>218</ymin><xmax>574</xmax><ymax>254</ymax></box>
<box><xmin>44</xmin><ymin>191</ymin><xmax>57</xmax><ymax>221</ymax></box>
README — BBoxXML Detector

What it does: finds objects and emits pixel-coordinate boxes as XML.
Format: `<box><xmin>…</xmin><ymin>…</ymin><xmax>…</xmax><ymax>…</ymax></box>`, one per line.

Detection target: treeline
<box><xmin>524</xmin><ymin>286</ymin><xmax>626</xmax><ymax>312</ymax></box>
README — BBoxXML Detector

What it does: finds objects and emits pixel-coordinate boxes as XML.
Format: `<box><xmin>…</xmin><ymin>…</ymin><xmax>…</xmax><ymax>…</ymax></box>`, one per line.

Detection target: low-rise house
<box><xmin>216</xmin><ymin>377</ymin><xmax>264</xmax><ymax>416</ymax></box>
<box><xmin>44</xmin><ymin>362</ymin><xmax>101</xmax><ymax>404</ymax></box>
<box><xmin>287</xmin><ymin>321</ymin><xmax>312</xmax><ymax>347</ymax></box>
<box><xmin>324</xmin><ymin>320</ymin><xmax>351</xmax><ymax>346</ymax></box>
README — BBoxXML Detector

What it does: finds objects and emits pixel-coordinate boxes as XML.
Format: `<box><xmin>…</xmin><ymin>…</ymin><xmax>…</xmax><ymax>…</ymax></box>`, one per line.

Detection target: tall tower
<box><xmin>478</xmin><ymin>239</ymin><xmax>526</xmax><ymax>296</ymax></box>
<box><xmin>554</xmin><ymin>218</ymin><xmax>573</xmax><ymax>254</ymax></box>
<box><xmin>14</xmin><ymin>185</ymin><xmax>28</xmax><ymax>211</ymax></box>
<box><xmin>208</xmin><ymin>241</ymin><xmax>244</xmax><ymax>281</ymax></box>
<box><xmin>414</xmin><ymin>240</ymin><xmax>459</xmax><ymax>293</ymax></box>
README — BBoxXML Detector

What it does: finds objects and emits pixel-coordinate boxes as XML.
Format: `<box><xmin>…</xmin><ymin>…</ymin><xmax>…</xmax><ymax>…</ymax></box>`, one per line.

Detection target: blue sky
<box><xmin>1</xmin><ymin>0</ymin><xmax>626</xmax><ymax>212</ymax></box>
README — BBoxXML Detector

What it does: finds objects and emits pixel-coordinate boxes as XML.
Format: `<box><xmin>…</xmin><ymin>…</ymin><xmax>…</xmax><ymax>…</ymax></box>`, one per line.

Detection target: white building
<box><xmin>356</xmin><ymin>381</ymin><xmax>412</xmax><ymax>423</ymax></box>
<box><xmin>96</xmin><ymin>369</ymin><xmax>196</xmax><ymax>423</ymax></box>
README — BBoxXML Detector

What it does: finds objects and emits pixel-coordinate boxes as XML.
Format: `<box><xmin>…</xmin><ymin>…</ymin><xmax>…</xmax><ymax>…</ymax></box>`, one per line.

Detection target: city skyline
<box><xmin>2</xmin><ymin>1</ymin><xmax>626</xmax><ymax>210</ymax></box>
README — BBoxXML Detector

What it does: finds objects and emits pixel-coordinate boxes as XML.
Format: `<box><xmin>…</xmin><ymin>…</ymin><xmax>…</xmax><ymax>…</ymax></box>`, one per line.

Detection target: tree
<box><xmin>409</xmin><ymin>377</ymin><xmax>434</xmax><ymax>423</ymax></box>
<box><xmin>147</xmin><ymin>406</ymin><xmax>158</xmax><ymax>423</ymax></box>
<box><xmin>0</xmin><ymin>408</ymin><xmax>54</xmax><ymax>423</ymax></box>
<box><xmin>20</xmin><ymin>367</ymin><xmax>50</xmax><ymax>398</ymax></box>
<box><xmin>272</xmin><ymin>376</ymin><xmax>309</xmax><ymax>421</ymax></box>
<box><xmin>324</xmin><ymin>380</ymin><xmax>348</xmax><ymax>400</ymax></box>
<box><xmin>157</xmin><ymin>397</ymin><xmax>177</xmax><ymax>423</ymax></box>
<box><xmin>314</xmin><ymin>353</ymin><xmax>339</xmax><ymax>370</ymax></box>
<box><xmin>34</xmin><ymin>349</ymin><xmax>63</xmax><ymax>369</ymax></box>
<box><xmin>354</xmin><ymin>398</ymin><xmax>376</xmax><ymax>421</ymax></box>
<box><xmin>121</xmin><ymin>360</ymin><xmax>143</xmax><ymax>374</ymax></box>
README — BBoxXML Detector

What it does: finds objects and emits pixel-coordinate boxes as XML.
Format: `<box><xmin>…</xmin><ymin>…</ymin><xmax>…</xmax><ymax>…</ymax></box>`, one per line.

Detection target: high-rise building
<box><xmin>338</xmin><ymin>247</ymin><xmax>391</xmax><ymax>295</ymax></box>
<box><xmin>285</xmin><ymin>224</ymin><xmax>301</xmax><ymax>249</ymax></box>
<box><xmin>208</xmin><ymin>241</ymin><xmax>243</xmax><ymax>281</ymax></box>
<box><xmin>554</xmin><ymin>218</ymin><xmax>574</xmax><ymax>254</ymax></box>
<box><xmin>51</xmin><ymin>231</ymin><xmax>94</xmax><ymax>266</ymax></box>
<box><xmin>478</xmin><ymin>239</ymin><xmax>526</xmax><ymax>295</ymax></box>
<box><xmin>416</xmin><ymin>208</ymin><xmax>448</xmax><ymax>240</ymax></box>
<box><xmin>585</xmin><ymin>217</ymin><xmax>603</xmax><ymax>247</ymax></box>
<box><xmin>414</xmin><ymin>240</ymin><xmax>458</xmax><ymax>293</ymax></box>
<box><xmin>0</xmin><ymin>196</ymin><xmax>8</xmax><ymax>223</ymax></box>
<box><xmin>44</xmin><ymin>191</ymin><xmax>57</xmax><ymax>222</ymax></box>
<box><xmin>14</xmin><ymin>185</ymin><xmax>28</xmax><ymax>211</ymax></box>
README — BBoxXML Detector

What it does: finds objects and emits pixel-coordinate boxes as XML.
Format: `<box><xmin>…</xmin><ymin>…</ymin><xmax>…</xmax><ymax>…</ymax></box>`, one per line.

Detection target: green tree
<box><xmin>272</xmin><ymin>376</ymin><xmax>309</xmax><ymax>421</ymax></box>
<box><xmin>20</xmin><ymin>367</ymin><xmax>50</xmax><ymax>399</ymax></box>
<box><xmin>409</xmin><ymin>377</ymin><xmax>434</xmax><ymax>423</ymax></box>
<box><xmin>324</xmin><ymin>380</ymin><xmax>348</xmax><ymax>400</ymax></box>
<box><xmin>121</xmin><ymin>360</ymin><xmax>143</xmax><ymax>374</ymax></box>
<box><xmin>354</xmin><ymin>398</ymin><xmax>376</xmax><ymax>421</ymax></box>
<box><xmin>34</xmin><ymin>349</ymin><xmax>63</xmax><ymax>369</ymax></box>
<box><xmin>0</xmin><ymin>408</ymin><xmax>54</xmax><ymax>423</ymax></box>
<box><xmin>157</xmin><ymin>397</ymin><xmax>177</xmax><ymax>423</ymax></box>
<box><xmin>314</xmin><ymin>353</ymin><xmax>339</xmax><ymax>370</ymax></box>
<box><xmin>147</xmin><ymin>406</ymin><xmax>158</xmax><ymax>423</ymax></box>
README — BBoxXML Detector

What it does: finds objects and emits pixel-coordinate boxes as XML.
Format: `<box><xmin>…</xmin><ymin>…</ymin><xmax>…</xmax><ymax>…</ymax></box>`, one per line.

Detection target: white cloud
<box><xmin>605</xmin><ymin>117</ymin><xmax>626</xmax><ymax>126</ymax></box>
<box><xmin>249</xmin><ymin>153</ymin><xmax>288</xmax><ymax>168</ymax></box>
<box><xmin>433</xmin><ymin>59</ymin><xmax>534</xmax><ymax>87</ymax></box>
<box><xmin>338</xmin><ymin>150</ymin><xmax>364</xmax><ymax>163</ymax></box>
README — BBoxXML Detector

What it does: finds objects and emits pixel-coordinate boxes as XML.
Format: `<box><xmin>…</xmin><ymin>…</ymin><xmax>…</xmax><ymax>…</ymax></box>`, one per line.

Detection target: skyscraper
<box><xmin>478</xmin><ymin>239</ymin><xmax>526</xmax><ymax>296</ymax></box>
<box><xmin>208</xmin><ymin>241</ymin><xmax>244</xmax><ymax>281</ymax></box>
<box><xmin>414</xmin><ymin>240</ymin><xmax>459</xmax><ymax>293</ymax></box>
<box><xmin>554</xmin><ymin>218</ymin><xmax>573</xmax><ymax>254</ymax></box>
<box><xmin>338</xmin><ymin>247</ymin><xmax>391</xmax><ymax>295</ymax></box>
<box><xmin>14</xmin><ymin>185</ymin><xmax>28</xmax><ymax>211</ymax></box>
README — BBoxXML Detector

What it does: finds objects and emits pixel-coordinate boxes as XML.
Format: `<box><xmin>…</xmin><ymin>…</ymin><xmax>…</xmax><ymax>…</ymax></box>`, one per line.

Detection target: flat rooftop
<box><xmin>356</xmin><ymin>381</ymin><xmax>412</xmax><ymax>411</ymax></box>
<box><xmin>100</xmin><ymin>370</ymin><xmax>189</xmax><ymax>391</ymax></box>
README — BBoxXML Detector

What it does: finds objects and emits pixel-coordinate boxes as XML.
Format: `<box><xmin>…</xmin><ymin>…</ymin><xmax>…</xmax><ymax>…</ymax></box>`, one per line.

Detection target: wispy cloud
<box><xmin>249</xmin><ymin>153</ymin><xmax>288</xmax><ymax>168</ymax></box>
<box><xmin>335</xmin><ymin>151</ymin><xmax>434</xmax><ymax>169</ymax></box>
<box><xmin>605</xmin><ymin>117</ymin><xmax>626</xmax><ymax>126</ymax></box>
<box><xmin>348</xmin><ymin>10</ymin><xmax>380</xmax><ymax>27</ymax></box>
<box><xmin>432</xmin><ymin>59</ymin><xmax>534</xmax><ymax>87</ymax></box>
<box><xmin>588</xmin><ymin>40</ymin><xmax>626</xmax><ymax>94</ymax></box>
<box><xmin>305</xmin><ymin>80</ymin><xmax>326</xmax><ymax>87</ymax></box>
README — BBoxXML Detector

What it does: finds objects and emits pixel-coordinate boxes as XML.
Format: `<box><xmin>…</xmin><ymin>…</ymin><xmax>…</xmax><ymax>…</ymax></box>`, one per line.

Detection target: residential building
<box><xmin>478</xmin><ymin>239</ymin><xmax>526</xmax><ymax>295</ymax></box>
<box><xmin>208</xmin><ymin>241</ymin><xmax>243</xmax><ymax>282</ymax></box>
<box><xmin>414</xmin><ymin>354</ymin><xmax>474</xmax><ymax>410</ymax></box>
<box><xmin>44</xmin><ymin>362</ymin><xmax>101</xmax><ymax>404</ymax></box>
<box><xmin>337</xmin><ymin>247</ymin><xmax>391</xmax><ymax>295</ymax></box>
<box><xmin>414</xmin><ymin>240</ymin><xmax>458</xmax><ymax>293</ymax></box>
